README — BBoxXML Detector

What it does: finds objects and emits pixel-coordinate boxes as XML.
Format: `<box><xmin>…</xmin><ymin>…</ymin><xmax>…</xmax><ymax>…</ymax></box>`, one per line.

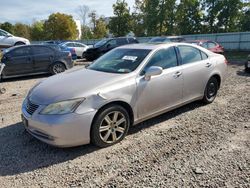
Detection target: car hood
<box><xmin>29</xmin><ymin>68</ymin><xmax>131</xmax><ymax>105</ymax></box>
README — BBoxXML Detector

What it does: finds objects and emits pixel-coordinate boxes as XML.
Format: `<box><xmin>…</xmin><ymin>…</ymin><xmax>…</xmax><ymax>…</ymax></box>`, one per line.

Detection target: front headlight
<box><xmin>40</xmin><ymin>98</ymin><xmax>85</xmax><ymax>115</ymax></box>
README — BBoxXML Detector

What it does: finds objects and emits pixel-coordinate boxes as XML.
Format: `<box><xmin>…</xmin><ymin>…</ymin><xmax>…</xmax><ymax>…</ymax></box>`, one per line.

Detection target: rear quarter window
<box><xmin>178</xmin><ymin>46</ymin><xmax>203</xmax><ymax>64</ymax></box>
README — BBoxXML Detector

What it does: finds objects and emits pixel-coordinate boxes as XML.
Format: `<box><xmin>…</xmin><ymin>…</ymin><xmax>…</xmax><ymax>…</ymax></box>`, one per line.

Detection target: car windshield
<box><xmin>87</xmin><ymin>48</ymin><xmax>151</xmax><ymax>74</ymax></box>
<box><xmin>149</xmin><ymin>37</ymin><xmax>169</xmax><ymax>43</ymax></box>
<box><xmin>94</xmin><ymin>39</ymin><xmax>110</xmax><ymax>48</ymax></box>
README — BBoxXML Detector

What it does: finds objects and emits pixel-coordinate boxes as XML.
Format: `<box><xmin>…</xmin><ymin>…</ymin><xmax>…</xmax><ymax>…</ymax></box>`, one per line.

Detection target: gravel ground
<box><xmin>0</xmin><ymin>62</ymin><xmax>249</xmax><ymax>187</ymax></box>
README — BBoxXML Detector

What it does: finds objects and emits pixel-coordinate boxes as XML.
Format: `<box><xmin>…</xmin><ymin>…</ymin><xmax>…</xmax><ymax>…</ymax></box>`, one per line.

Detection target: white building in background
<box><xmin>74</xmin><ymin>19</ymin><xmax>82</xmax><ymax>40</ymax></box>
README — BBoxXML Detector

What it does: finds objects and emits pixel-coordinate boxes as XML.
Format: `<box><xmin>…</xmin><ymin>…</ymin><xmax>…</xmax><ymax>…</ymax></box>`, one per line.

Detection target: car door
<box><xmin>136</xmin><ymin>47</ymin><xmax>183</xmax><ymax>119</ymax></box>
<box><xmin>73</xmin><ymin>42</ymin><xmax>86</xmax><ymax>57</ymax></box>
<box><xmin>3</xmin><ymin>46</ymin><xmax>33</xmax><ymax>76</ymax></box>
<box><xmin>177</xmin><ymin>45</ymin><xmax>213</xmax><ymax>102</ymax></box>
<box><xmin>32</xmin><ymin>46</ymin><xmax>54</xmax><ymax>73</ymax></box>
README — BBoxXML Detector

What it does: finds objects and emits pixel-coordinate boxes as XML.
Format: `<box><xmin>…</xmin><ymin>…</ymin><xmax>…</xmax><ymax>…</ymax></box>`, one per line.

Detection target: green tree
<box><xmin>13</xmin><ymin>23</ymin><xmax>31</xmax><ymax>39</ymax></box>
<box><xmin>30</xmin><ymin>21</ymin><xmax>45</xmax><ymax>41</ymax></box>
<box><xmin>44</xmin><ymin>13</ymin><xmax>78</xmax><ymax>40</ymax></box>
<box><xmin>131</xmin><ymin>0</ymin><xmax>146</xmax><ymax>36</ymax></box>
<box><xmin>176</xmin><ymin>0</ymin><xmax>203</xmax><ymax>35</ymax></box>
<box><xmin>202</xmin><ymin>0</ymin><xmax>221</xmax><ymax>33</ymax></box>
<box><xmin>241</xmin><ymin>2</ymin><xmax>250</xmax><ymax>31</ymax></box>
<box><xmin>216</xmin><ymin>0</ymin><xmax>243</xmax><ymax>32</ymax></box>
<box><xmin>93</xmin><ymin>17</ymin><xmax>108</xmax><ymax>38</ymax></box>
<box><xmin>0</xmin><ymin>22</ymin><xmax>14</xmax><ymax>33</ymax></box>
<box><xmin>81</xmin><ymin>25</ymin><xmax>94</xmax><ymax>39</ymax></box>
<box><xmin>109</xmin><ymin>0</ymin><xmax>132</xmax><ymax>37</ymax></box>
<box><xmin>141</xmin><ymin>0</ymin><xmax>160</xmax><ymax>36</ymax></box>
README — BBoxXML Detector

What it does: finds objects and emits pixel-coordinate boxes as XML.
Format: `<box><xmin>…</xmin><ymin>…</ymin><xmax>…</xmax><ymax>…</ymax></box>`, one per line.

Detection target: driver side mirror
<box><xmin>144</xmin><ymin>66</ymin><xmax>163</xmax><ymax>81</ymax></box>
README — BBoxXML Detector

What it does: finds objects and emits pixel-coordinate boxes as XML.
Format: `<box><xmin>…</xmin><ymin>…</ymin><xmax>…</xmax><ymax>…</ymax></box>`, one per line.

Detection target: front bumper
<box><xmin>21</xmin><ymin>99</ymin><xmax>97</xmax><ymax>147</ymax></box>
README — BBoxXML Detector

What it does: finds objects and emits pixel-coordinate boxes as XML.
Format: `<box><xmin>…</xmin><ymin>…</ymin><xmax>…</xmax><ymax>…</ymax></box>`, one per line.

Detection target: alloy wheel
<box><xmin>99</xmin><ymin>111</ymin><xmax>127</xmax><ymax>144</ymax></box>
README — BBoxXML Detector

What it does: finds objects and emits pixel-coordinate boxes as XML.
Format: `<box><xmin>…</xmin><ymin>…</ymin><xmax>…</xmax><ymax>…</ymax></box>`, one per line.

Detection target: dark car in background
<box><xmin>186</xmin><ymin>40</ymin><xmax>224</xmax><ymax>54</ymax></box>
<box><xmin>83</xmin><ymin>37</ymin><xmax>139</xmax><ymax>61</ymax></box>
<box><xmin>0</xmin><ymin>45</ymin><xmax>73</xmax><ymax>79</ymax></box>
<box><xmin>149</xmin><ymin>36</ymin><xmax>185</xmax><ymax>43</ymax></box>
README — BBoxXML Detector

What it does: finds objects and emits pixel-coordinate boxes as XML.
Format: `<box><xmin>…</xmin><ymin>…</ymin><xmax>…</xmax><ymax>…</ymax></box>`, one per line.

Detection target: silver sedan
<box><xmin>21</xmin><ymin>43</ymin><xmax>227</xmax><ymax>147</ymax></box>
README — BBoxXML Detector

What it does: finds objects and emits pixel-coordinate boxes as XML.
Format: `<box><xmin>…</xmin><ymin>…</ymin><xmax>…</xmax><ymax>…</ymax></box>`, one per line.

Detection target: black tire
<box><xmin>202</xmin><ymin>77</ymin><xmax>219</xmax><ymax>104</ymax></box>
<box><xmin>50</xmin><ymin>62</ymin><xmax>66</xmax><ymax>75</ymax></box>
<box><xmin>14</xmin><ymin>42</ymin><xmax>25</xmax><ymax>46</ymax></box>
<box><xmin>91</xmin><ymin>105</ymin><xmax>130</xmax><ymax>147</ymax></box>
<box><xmin>245</xmin><ymin>67</ymin><xmax>250</xmax><ymax>73</ymax></box>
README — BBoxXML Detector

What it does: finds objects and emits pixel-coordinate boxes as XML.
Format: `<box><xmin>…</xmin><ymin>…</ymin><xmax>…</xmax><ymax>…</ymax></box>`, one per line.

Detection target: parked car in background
<box><xmin>83</xmin><ymin>37</ymin><xmax>139</xmax><ymax>61</ymax></box>
<box><xmin>43</xmin><ymin>41</ymin><xmax>77</xmax><ymax>60</ymax></box>
<box><xmin>21</xmin><ymin>43</ymin><xmax>227</xmax><ymax>148</ymax></box>
<box><xmin>0</xmin><ymin>45</ymin><xmax>73</xmax><ymax>79</ymax></box>
<box><xmin>149</xmin><ymin>36</ymin><xmax>185</xmax><ymax>43</ymax></box>
<box><xmin>245</xmin><ymin>54</ymin><xmax>250</xmax><ymax>73</ymax></box>
<box><xmin>0</xmin><ymin>29</ymin><xmax>30</xmax><ymax>48</ymax></box>
<box><xmin>186</xmin><ymin>40</ymin><xmax>224</xmax><ymax>54</ymax></box>
<box><xmin>60</xmin><ymin>42</ymin><xmax>89</xmax><ymax>58</ymax></box>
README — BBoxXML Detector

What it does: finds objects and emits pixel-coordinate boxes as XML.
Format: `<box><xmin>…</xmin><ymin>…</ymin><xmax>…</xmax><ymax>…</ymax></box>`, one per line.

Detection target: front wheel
<box><xmin>50</xmin><ymin>62</ymin><xmax>66</xmax><ymax>75</ymax></box>
<box><xmin>91</xmin><ymin>105</ymin><xmax>130</xmax><ymax>147</ymax></box>
<box><xmin>202</xmin><ymin>77</ymin><xmax>219</xmax><ymax>104</ymax></box>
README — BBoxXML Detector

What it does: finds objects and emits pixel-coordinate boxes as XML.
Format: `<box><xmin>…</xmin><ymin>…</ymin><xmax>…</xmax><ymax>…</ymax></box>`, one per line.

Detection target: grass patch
<box><xmin>224</xmin><ymin>51</ymin><xmax>249</xmax><ymax>62</ymax></box>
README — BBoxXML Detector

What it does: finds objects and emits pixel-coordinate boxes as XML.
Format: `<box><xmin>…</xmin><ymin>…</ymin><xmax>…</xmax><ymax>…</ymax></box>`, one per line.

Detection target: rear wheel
<box><xmin>50</xmin><ymin>62</ymin><xmax>66</xmax><ymax>75</ymax></box>
<box><xmin>91</xmin><ymin>105</ymin><xmax>130</xmax><ymax>147</ymax></box>
<box><xmin>202</xmin><ymin>77</ymin><xmax>219</xmax><ymax>104</ymax></box>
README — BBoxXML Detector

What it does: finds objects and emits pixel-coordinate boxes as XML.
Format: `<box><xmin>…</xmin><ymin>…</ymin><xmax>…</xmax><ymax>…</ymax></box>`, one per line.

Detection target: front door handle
<box><xmin>173</xmin><ymin>71</ymin><xmax>182</xmax><ymax>78</ymax></box>
<box><xmin>205</xmin><ymin>62</ymin><xmax>212</xmax><ymax>67</ymax></box>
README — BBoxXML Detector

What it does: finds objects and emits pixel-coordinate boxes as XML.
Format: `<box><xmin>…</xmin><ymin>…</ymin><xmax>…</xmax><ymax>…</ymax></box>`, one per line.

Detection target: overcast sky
<box><xmin>0</xmin><ymin>0</ymin><xmax>135</xmax><ymax>24</ymax></box>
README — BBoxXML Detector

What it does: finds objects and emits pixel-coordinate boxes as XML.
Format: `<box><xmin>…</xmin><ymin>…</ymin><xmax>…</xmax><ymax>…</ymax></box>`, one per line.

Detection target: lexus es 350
<box><xmin>22</xmin><ymin>43</ymin><xmax>227</xmax><ymax>147</ymax></box>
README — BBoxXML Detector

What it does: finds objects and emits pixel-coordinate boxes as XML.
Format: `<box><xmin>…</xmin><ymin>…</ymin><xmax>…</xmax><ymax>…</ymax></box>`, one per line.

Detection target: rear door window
<box><xmin>178</xmin><ymin>46</ymin><xmax>202</xmax><ymax>64</ymax></box>
<box><xmin>207</xmin><ymin>42</ymin><xmax>217</xmax><ymax>48</ymax></box>
<box><xmin>106</xmin><ymin>39</ymin><xmax>117</xmax><ymax>48</ymax></box>
<box><xmin>11</xmin><ymin>47</ymin><xmax>31</xmax><ymax>57</ymax></box>
<box><xmin>66</xmin><ymin>43</ymin><xmax>75</xmax><ymax>47</ymax></box>
<box><xmin>117</xmin><ymin>38</ymin><xmax>128</xmax><ymax>45</ymax></box>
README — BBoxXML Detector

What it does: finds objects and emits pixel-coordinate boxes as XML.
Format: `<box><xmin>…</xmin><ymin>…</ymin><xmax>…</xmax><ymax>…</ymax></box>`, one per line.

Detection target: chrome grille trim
<box><xmin>25</xmin><ymin>99</ymin><xmax>39</xmax><ymax>115</ymax></box>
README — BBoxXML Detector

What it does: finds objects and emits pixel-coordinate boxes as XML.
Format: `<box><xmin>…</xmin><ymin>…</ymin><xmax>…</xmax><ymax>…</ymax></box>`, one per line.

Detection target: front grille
<box><xmin>26</xmin><ymin>99</ymin><xmax>39</xmax><ymax>115</ymax></box>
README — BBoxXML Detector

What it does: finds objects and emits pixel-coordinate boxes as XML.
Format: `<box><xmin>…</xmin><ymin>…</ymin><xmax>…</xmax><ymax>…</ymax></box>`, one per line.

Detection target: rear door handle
<box><xmin>205</xmin><ymin>62</ymin><xmax>212</xmax><ymax>67</ymax></box>
<box><xmin>173</xmin><ymin>71</ymin><xmax>182</xmax><ymax>78</ymax></box>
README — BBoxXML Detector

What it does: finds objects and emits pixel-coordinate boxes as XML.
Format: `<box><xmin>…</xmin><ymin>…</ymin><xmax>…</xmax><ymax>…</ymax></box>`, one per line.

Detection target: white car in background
<box><xmin>0</xmin><ymin>29</ymin><xmax>30</xmax><ymax>48</ymax></box>
<box><xmin>60</xmin><ymin>42</ymin><xmax>89</xmax><ymax>58</ymax></box>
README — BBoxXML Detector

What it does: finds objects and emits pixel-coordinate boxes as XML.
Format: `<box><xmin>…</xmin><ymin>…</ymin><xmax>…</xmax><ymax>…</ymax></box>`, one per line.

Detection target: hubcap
<box><xmin>53</xmin><ymin>64</ymin><xmax>64</xmax><ymax>74</ymax></box>
<box><xmin>99</xmin><ymin>111</ymin><xmax>126</xmax><ymax>144</ymax></box>
<box><xmin>207</xmin><ymin>82</ymin><xmax>216</xmax><ymax>98</ymax></box>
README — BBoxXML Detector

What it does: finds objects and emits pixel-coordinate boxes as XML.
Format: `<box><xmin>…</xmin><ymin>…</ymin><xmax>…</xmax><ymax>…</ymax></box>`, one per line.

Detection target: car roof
<box><xmin>186</xmin><ymin>40</ymin><xmax>210</xmax><ymax>43</ymax></box>
<box><xmin>4</xmin><ymin>44</ymin><xmax>55</xmax><ymax>52</ymax></box>
<box><xmin>117</xmin><ymin>42</ymin><xmax>215</xmax><ymax>55</ymax></box>
<box><xmin>116</xmin><ymin>42</ymin><xmax>184</xmax><ymax>50</ymax></box>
